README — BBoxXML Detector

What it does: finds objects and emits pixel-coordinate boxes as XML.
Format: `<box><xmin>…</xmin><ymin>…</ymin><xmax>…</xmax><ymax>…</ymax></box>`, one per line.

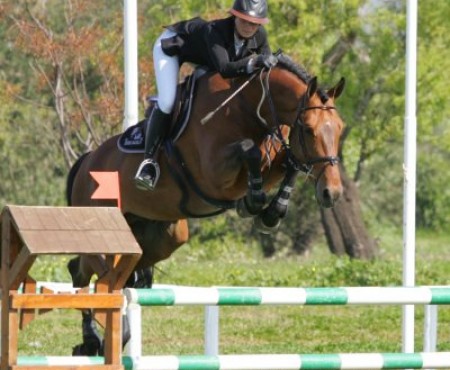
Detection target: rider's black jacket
<box><xmin>161</xmin><ymin>16</ymin><xmax>271</xmax><ymax>78</ymax></box>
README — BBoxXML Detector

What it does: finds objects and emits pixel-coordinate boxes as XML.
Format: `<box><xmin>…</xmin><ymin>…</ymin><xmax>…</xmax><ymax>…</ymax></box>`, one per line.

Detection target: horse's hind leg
<box><xmin>68</xmin><ymin>255</ymin><xmax>96</xmax><ymax>288</ymax></box>
<box><xmin>68</xmin><ymin>256</ymin><xmax>104</xmax><ymax>356</ymax></box>
<box><xmin>72</xmin><ymin>310</ymin><xmax>103</xmax><ymax>356</ymax></box>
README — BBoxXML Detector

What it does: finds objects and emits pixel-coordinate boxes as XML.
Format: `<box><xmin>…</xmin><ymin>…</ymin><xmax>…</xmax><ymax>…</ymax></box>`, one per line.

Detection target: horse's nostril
<box><xmin>323</xmin><ymin>188</ymin><xmax>331</xmax><ymax>201</ymax></box>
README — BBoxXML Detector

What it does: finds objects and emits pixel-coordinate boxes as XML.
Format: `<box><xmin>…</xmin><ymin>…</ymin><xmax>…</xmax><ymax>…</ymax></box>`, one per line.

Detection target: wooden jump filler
<box><xmin>0</xmin><ymin>205</ymin><xmax>142</xmax><ymax>370</ymax></box>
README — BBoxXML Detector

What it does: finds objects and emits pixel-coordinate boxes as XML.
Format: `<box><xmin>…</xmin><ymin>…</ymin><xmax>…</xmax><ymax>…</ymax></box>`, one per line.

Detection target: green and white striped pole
<box><xmin>125</xmin><ymin>286</ymin><xmax>450</xmax><ymax>306</ymax></box>
<box><xmin>17</xmin><ymin>352</ymin><xmax>450</xmax><ymax>370</ymax></box>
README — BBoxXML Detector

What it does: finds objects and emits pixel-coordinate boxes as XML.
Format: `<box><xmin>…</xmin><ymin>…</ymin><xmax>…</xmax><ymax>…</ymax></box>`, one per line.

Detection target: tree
<box><xmin>4</xmin><ymin>1</ymin><xmax>133</xmax><ymax>167</ymax></box>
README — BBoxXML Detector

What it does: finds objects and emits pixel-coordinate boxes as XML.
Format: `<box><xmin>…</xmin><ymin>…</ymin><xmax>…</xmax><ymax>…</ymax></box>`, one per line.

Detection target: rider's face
<box><xmin>234</xmin><ymin>17</ymin><xmax>260</xmax><ymax>39</ymax></box>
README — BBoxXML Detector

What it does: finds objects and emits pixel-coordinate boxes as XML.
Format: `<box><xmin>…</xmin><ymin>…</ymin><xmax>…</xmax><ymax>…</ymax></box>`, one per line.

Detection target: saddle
<box><xmin>118</xmin><ymin>67</ymin><xmax>208</xmax><ymax>153</ymax></box>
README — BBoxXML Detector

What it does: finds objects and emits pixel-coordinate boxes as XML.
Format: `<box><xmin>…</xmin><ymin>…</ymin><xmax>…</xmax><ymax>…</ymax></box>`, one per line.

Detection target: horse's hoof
<box><xmin>125</xmin><ymin>268</ymin><xmax>154</xmax><ymax>288</ymax></box>
<box><xmin>253</xmin><ymin>215</ymin><xmax>281</xmax><ymax>234</ymax></box>
<box><xmin>98</xmin><ymin>340</ymin><xmax>105</xmax><ymax>356</ymax></box>
<box><xmin>72</xmin><ymin>344</ymin><xmax>83</xmax><ymax>356</ymax></box>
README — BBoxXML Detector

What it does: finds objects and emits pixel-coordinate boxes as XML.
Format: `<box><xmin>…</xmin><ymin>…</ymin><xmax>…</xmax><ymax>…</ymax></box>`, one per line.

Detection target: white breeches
<box><xmin>153</xmin><ymin>29</ymin><xmax>179</xmax><ymax>114</ymax></box>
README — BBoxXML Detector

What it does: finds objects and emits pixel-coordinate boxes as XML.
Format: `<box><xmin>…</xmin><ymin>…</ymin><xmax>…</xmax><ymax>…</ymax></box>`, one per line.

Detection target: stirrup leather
<box><xmin>134</xmin><ymin>158</ymin><xmax>161</xmax><ymax>190</ymax></box>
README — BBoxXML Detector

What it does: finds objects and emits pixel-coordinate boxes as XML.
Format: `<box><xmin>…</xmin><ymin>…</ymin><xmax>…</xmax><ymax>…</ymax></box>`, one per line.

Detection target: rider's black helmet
<box><xmin>230</xmin><ymin>0</ymin><xmax>269</xmax><ymax>25</ymax></box>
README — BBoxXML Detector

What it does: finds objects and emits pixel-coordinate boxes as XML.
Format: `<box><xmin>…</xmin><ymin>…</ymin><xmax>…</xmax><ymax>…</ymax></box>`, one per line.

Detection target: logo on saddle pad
<box><xmin>124</xmin><ymin>126</ymin><xmax>144</xmax><ymax>147</ymax></box>
<box><xmin>117</xmin><ymin>122</ymin><xmax>146</xmax><ymax>153</ymax></box>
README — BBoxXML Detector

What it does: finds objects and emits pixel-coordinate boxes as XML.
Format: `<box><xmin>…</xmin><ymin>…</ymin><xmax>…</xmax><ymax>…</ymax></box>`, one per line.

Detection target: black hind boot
<box><xmin>72</xmin><ymin>310</ymin><xmax>103</xmax><ymax>356</ymax></box>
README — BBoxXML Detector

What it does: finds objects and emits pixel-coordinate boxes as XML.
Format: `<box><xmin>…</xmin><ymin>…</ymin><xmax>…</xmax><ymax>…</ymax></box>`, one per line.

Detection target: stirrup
<box><xmin>134</xmin><ymin>158</ymin><xmax>161</xmax><ymax>191</ymax></box>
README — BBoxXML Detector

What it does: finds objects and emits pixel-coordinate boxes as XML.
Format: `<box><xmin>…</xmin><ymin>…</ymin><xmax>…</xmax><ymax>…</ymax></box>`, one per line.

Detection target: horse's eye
<box><xmin>304</xmin><ymin>127</ymin><xmax>314</xmax><ymax>136</ymax></box>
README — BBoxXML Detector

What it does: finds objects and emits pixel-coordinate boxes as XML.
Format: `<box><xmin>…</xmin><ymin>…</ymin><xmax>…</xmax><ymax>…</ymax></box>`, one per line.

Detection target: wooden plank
<box><xmin>1</xmin><ymin>209</ymin><xmax>11</xmax><ymax>293</ymax></box>
<box><xmin>8</xmin><ymin>247</ymin><xmax>35</xmax><ymax>290</ymax></box>
<box><xmin>8</xmin><ymin>206</ymin><xmax>130</xmax><ymax>231</ymax></box>
<box><xmin>8</xmin><ymin>307</ymin><xmax>20</xmax><ymax>367</ymax></box>
<box><xmin>11</xmin><ymin>294</ymin><xmax>124</xmax><ymax>309</ymax></box>
<box><xmin>112</xmin><ymin>254</ymin><xmax>142</xmax><ymax>290</ymax></box>
<box><xmin>5</xmin><ymin>206</ymin><xmax>141</xmax><ymax>256</ymax></box>
<box><xmin>103</xmin><ymin>308</ymin><xmax>122</xmax><ymax>365</ymax></box>
<box><xmin>4</xmin><ymin>206</ymin><xmax>142</xmax><ymax>256</ymax></box>
<box><xmin>18</xmin><ymin>230</ymin><xmax>141</xmax><ymax>255</ymax></box>
<box><xmin>20</xmin><ymin>276</ymin><xmax>37</xmax><ymax>329</ymax></box>
<box><xmin>1</xmin><ymin>210</ymin><xmax>12</xmax><ymax>370</ymax></box>
<box><xmin>1</xmin><ymin>291</ymin><xmax>11</xmax><ymax>369</ymax></box>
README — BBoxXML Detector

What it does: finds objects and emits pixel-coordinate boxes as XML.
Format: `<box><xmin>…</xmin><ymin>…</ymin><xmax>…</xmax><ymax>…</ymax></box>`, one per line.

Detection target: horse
<box><xmin>66</xmin><ymin>53</ymin><xmax>345</xmax><ymax>355</ymax></box>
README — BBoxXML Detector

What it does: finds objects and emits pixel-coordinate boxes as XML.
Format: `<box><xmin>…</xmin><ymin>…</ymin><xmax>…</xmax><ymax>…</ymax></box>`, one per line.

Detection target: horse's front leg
<box><xmin>254</xmin><ymin>165</ymin><xmax>298</xmax><ymax>234</ymax></box>
<box><xmin>235</xmin><ymin>139</ymin><xmax>267</xmax><ymax>217</ymax></box>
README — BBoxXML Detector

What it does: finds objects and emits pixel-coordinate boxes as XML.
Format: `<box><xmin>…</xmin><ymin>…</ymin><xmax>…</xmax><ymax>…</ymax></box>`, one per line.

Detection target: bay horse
<box><xmin>67</xmin><ymin>53</ymin><xmax>345</xmax><ymax>354</ymax></box>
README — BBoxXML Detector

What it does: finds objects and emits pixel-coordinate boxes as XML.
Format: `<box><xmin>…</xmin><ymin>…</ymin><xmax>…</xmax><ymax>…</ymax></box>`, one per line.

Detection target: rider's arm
<box><xmin>205</xmin><ymin>23</ymin><xmax>272</xmax><ymax>78</ymax></box>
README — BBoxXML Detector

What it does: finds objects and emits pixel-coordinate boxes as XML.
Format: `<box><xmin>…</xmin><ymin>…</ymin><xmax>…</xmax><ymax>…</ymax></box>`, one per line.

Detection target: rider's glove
<box><xmin>247</xmin><ymin>54</ymin><xmax>278</xmax><ymax>73</ymax></box>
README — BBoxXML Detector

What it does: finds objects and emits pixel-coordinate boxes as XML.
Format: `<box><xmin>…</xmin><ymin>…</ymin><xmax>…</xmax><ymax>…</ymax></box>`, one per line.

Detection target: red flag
<box><xmin>90</xmin><ymin>171</ymin><xmax>122</xmax><ymax>210</ymax></box>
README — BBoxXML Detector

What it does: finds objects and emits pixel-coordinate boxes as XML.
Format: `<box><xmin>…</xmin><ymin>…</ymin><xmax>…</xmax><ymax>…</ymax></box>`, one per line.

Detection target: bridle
<box><xmin>262</xmin><ymin>69</ymin><xmax>341</xmax><ymax>177</ymax></box>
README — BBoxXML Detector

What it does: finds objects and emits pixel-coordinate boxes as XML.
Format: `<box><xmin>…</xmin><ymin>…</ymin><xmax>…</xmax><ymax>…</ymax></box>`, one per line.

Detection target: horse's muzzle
<box><xmin>316</xmin><ymin>185</ymin><xmax>343</xmax><ymax>208</ymax></box>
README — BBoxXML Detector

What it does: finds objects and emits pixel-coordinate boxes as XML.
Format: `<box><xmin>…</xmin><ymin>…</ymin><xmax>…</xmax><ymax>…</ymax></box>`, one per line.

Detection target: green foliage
<box><xmin>0</xmin><ymin>82</ymin><xmax>66</xmax><ymax>208</ymax></box>
<box><xmin>29</xmin><ymin>256</ymin><xmax>73</xmax><ymax>283</ymax></box>
<box><xmin>416</xmin><ymin>155</ymin><xmax>450</xmax><ymax>230</ymax></box>
<box><xmin>187</xmin><ymin>216</ymin><xmax>258</xmax><ymax>261</ymax></box>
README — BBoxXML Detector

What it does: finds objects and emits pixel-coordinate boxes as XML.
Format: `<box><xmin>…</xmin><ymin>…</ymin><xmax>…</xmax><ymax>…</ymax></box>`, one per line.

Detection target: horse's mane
<box><xmin>277</xmin><ymin>53</ymin><xmax>313</xmax><ymax>84</ymax></box>
<box><xmin>277</xmin><ymin>53</ymin><xmax>329</xmax><ymax>102</ymax></box>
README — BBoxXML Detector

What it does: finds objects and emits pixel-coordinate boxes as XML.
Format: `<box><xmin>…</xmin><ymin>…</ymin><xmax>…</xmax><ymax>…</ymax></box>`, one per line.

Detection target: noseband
<box><xmin>262</xmin><ymin>70</ymin><xmax>341</xmax><ymax>176</ymax></box>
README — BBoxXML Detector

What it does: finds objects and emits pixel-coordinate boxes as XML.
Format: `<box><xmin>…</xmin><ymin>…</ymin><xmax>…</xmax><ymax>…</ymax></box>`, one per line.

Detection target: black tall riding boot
<box><xmin>134</xmin><ymin>107</ymin><xmax>171</xmax><ymax>191</ymax></box>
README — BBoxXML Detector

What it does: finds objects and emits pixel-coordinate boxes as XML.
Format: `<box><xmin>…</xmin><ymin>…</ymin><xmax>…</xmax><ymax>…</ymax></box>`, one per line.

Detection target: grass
<box><xmin>14</xmin><ymin>227</ymin><xmax>450</xmax><ymax>359</ymax></box>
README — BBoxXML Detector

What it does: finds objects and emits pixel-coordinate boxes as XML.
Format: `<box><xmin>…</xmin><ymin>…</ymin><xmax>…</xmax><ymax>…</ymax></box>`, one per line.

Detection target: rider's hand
<box><xmin>247</xmin><ymin>54</ymin><xmax>278</xmax><ymax>73</ymax></box>
<box><xmin>254</xmin><ymin>54</ymin><xmax>278</xmax><ymax>69</ymax></box>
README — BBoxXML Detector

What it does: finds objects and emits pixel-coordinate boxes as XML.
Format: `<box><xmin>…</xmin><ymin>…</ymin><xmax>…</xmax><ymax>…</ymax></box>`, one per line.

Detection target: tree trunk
<box><xmin>321</xmin><ymin>164</ymin><xmax>378</xmax><ymax>259</ymax></box>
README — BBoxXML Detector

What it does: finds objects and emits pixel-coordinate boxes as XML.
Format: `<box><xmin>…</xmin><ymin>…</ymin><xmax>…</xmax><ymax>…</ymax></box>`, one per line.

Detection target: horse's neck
<box><xmin>253</xmin><ymin>69</ymin><xmax>305</xmax><ymax>128</ymax></box>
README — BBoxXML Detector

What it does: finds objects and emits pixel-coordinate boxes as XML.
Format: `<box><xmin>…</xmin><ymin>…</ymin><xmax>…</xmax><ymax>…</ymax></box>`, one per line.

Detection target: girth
<box><xmin>164</xmin><ymin>140</ymin><xmax>235</xmax><ymax>218</ymax></box>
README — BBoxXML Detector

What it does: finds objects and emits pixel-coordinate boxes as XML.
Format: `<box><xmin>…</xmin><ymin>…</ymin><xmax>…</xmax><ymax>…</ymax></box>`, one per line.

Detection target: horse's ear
<box><xmin>306</xmin><ymin>77</ymin><xmax>318</xmax><ymax>98</ymax></box>
<box><xmin>327</xmin><ymin>77</ymin><xmax>345</xmax><ymax>99</ymax></box>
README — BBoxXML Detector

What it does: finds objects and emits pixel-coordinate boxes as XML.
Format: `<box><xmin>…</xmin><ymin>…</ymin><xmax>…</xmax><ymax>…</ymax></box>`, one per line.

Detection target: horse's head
<box><xmin>288</xmin><ymin>76</ymin><xmax>345</xmax><ymax>207</ymax></box>
<box><xmin>264</xmin><ymin>59</ymin><xmax>345</xmax><ymax>208</ymax></box>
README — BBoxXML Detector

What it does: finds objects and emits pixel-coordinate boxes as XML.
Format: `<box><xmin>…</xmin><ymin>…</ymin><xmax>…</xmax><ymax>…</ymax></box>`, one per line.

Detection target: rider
<box><xmin>134</xmin><ymin>0</ymin><xmax>278</xmax><ymax>191</ymax></box>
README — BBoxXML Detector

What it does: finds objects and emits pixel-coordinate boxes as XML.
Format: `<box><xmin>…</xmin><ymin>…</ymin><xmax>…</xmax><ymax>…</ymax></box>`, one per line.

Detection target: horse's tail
<box><xmin>66</xmin><ymin>152</ymin><xmax>90</xmax><ymax>206</ymax></box>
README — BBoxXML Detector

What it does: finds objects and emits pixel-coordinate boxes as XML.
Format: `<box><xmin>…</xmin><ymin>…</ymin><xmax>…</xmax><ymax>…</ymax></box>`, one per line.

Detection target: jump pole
<box><xmin>402</xmin><ymin>0</ymin><xmax>418</xmax><ymax>357</ymax></box>
<box><xmin>123</xmin><ymin>0</ymin><xmax>139</xmax><ymax>130</ymax></box>
<box><xmin>125</xmin><ymin>286</ymin><xmax>450</xmax><ymax>306</ymax></box>
<box><xmin>14</xmin><ymin>353</ymin><xmax>450</xmax><ymax>370</ymax></box>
